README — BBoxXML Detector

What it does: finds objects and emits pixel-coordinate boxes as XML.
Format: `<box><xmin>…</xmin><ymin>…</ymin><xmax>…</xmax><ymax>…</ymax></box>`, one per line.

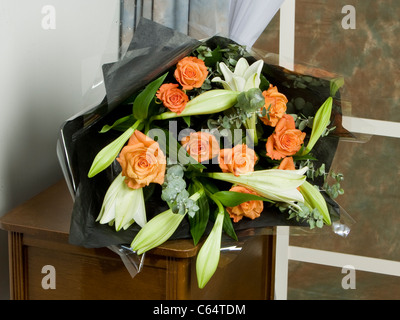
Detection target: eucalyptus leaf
<box><xmin>235</xmin><ymin>88</ymin><xmax>264</xmax><ymax>114</ymax></box>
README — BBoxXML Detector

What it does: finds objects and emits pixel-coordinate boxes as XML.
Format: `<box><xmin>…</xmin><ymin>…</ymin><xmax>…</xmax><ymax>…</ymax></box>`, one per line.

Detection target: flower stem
<box><xmin>244</xmin><ymin>113</ymin><xmax>258</xmax><ymax>146</ymax></box>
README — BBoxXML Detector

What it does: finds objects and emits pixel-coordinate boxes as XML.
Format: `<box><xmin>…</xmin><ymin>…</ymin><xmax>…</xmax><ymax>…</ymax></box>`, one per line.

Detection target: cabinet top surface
<box><xmin>0</xmin><ymin>180</ymin><xmax>199</xmax><ymax>257</ymax></box>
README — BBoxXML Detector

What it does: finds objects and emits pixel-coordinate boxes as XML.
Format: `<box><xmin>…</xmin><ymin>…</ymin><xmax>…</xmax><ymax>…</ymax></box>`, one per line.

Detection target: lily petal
<box><xmin>243</xmin><ymin>60</ymin><xmax>264</xmax><ymax>80</ymax></box>
<box><xmin>96</xmin><ymin>173</ymin><xmax>147</xmax><ymax>231</ymax></box>
<box><xmin>211</xmin><ymin>77</ymin><xmax>234</xmax><ymax>91</ymax></box>
<box><xmin>211</xmin><ymin>59</ymin><xmax>264</xmax><ymax>93</ymax></box>
<box><xmin>244</xmin><ymin>73</ymin><xmax>260</xmax><ymax>91</ymax></box>
<box><xmin>219</xmin><ymin>62</ymin><xmax>234</xmax><ymax>84</ymax></box>
<box><xmin>132</xmin><ymin>188</ymin><xmax>147</xmax><ymax>228</ymax></box>
<box><xmin>234</xmin><ymin>58</ymin><xmax>250</xmax><ymax>77</ymax></box>
<box><xmin>115</xmin><ymin>183</ymin><xmax>139</xmax><ymax>231</ymax></box>
<box><xmin>207</xmin><ymin>168</ymin><xmax>308</xmax><ymax>205</ymax></box>
<box><xmin>97</xmin><ymin>173</ymin><xmax>125</xmax><ymax>224</ymax></box>
<box><xmin>232</xmin><ymin>75</ymin><xmax>246</xmax><ymax>92</ymax></box>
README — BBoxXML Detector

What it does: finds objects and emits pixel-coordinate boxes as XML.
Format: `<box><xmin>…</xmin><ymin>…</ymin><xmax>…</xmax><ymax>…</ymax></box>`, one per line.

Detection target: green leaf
<box><xmin>99</xmin><ymin>115</ymin><xmax>136</xmax><ymax>133</ymax></box>
<box><xmin>208</xmin><ymin>200</ymin><xmax>238</xmax><ymax>242</ymax></box>
<box><xmin>213</xmin><ymin>191</ymin><xmax>273</xmax><ymax>207</ymax></box>
<box><xmin>222</xmin><ymin>209</ymin><xmax>238</xmax><ymax>241</ymax></box>
<box><xmin>259</xmin><ymin>74</ymin><xmax>270</xmax><ymax>92</ymax></box>
<box><xmin>132</xmin><ymin>73</ymin><xmax>168</xmax><ymax>120</ymax></box>
<box><xmin>293</xmin><ymin>153</ymin><xmax>318</xmax><ymax>161</ymax></box>
<box><xmin>198</xmin><ymin>177</ymin><xmax>220</xmax><ymax>195</ymax></box>
<box><xmin>188</xmin><ymin>181</ymin><xmax>209</xmax><ymax>245</ymax></box>
<box><xmin>183</xmin><ymin>116</ymin><xmax>191</xmax><ymax>127</ymax></box>
<box><xmin>204</xmin><ymin>46</ymin><xmax>223</xmax><ymax>67</ymax></box>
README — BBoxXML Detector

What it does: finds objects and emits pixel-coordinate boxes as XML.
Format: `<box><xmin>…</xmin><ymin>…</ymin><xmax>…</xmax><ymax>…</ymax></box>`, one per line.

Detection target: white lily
<box><xmin>212</xmin><ymin>57</ymin><xmax>264</xmax><ymax>92</ymax></box>
<box><xmin>96</xmin><ymin>173</ymin><xmax>147</xmax><ymax>231</ymax></box>
<box><xmin>207</xmin><ymin>167</ymin><xmax>309</xmax><ymax>206</ymax></box>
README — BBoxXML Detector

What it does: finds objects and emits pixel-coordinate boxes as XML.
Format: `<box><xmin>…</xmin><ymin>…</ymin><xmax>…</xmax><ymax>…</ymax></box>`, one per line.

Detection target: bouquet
<box><xmin>59</xmin><ymin>19</ymin><xmax>348</xmax><ymax>289</ymax></box>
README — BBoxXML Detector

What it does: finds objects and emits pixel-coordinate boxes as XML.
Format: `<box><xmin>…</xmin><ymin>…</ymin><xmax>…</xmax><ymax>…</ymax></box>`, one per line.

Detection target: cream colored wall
<box><xmin>0</xmin><ymin>0</ymin><xmax>120</xmax><ymax>299</ymax></box>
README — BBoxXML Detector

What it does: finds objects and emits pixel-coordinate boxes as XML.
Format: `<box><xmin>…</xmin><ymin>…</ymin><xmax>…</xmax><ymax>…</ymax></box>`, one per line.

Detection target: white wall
<box><xmin>0</xmin><ymin>0</ymin><xmax>120</xmax><ymax>299</ymax></box>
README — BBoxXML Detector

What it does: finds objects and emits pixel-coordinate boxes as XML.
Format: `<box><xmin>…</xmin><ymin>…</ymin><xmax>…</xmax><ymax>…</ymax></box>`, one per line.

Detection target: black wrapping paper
<box><xmin>58</xmin><ymin>19</ymin><xmax>345</xmax><ymax>249</ymax></box>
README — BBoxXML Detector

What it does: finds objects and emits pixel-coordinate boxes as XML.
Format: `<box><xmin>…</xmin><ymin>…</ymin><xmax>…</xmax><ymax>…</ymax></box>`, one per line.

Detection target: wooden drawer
<box><xmin>26</xmin><ymin>246</ymin><xmax>166</xmax><ymax>300</ymax></box>
<box><xmin>1</xmin><ymin>180</ymin><xmax>275</xmax><ymax>300</ymax></box>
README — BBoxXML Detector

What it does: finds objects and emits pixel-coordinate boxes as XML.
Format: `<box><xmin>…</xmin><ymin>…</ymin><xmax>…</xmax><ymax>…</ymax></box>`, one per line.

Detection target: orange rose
<box><xmin>117</xmin><ymin>130</ymin><xmax>166</xmax><ymax>189</ymax></box>
<box><xmin>181</xmin><ymin>131</ymin><xmax>219</xmax><ymax>163</ymax></box>
<box><xmin>174</xmin><ymin>56</ymin><xmax>208</xmax><ymax>90</ymax></box>
<box><xmin>226</xmin><ymin>186</ymin><xmax>264</xmax><ymax>223</ymax></box>
<box><xmin>266</xmin><ymin>114</ymin><xmax>306</xmax><ymax>160</ymax></box>
<box><xmin>219</xmin><ymin>144</ymin><xmax>258</xmax><ymax>177</ymax></box>
<box><xmin>156</xmin><ymin>83</ymin><xmax>189</xmax><ymax>114</ymax></box>
<box><xmin>278</xmin><ymin>156</ymin><xmax>296</xmax><ymax>170</ymax></box>
<box><xmin>259</xmin><ymin>84</ymin><xmax>288</xmax><ymax>127</ymax></box>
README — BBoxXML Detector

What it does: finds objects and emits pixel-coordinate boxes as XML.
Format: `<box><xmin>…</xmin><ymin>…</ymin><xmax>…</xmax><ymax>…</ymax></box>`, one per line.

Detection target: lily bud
<box><xmin>130</xmin><ymin>192</ymin><xmax>201</xmax><ymax>254</ymax></box>
<box><xmin>153</xmin><ymin>90</ymin><xmax>239</xmax><ymax>120</ymax></box>
<box><xmin>196</xmin><ymin>210</ymin><xmax>224</xmax><ymax>289</ymax></box>
<box><xmin>88</xmin><ymin>120</ymin><xmax>142</xmax><ymax>178</ymax></box>
<box><xmin>299</xmin><ymin>180</ymin><xmax>332</xmax><ymax>226</ymax></box>
<box><xmin>131</xmin><ymin>208</ymin><xmax>185</xmax><ymax>255</ymax></box>
<box><xmin>303</xmin><ymin>97</ymin><xmax>333</xmax><ymax>155</ymax></box>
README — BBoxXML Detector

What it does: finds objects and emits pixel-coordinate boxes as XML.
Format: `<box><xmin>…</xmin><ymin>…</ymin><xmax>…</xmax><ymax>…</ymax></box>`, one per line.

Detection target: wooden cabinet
<box><xmin>0</xmin><ymin>180</ymin><xmax>275</xmax><ymax>300</ymax></box>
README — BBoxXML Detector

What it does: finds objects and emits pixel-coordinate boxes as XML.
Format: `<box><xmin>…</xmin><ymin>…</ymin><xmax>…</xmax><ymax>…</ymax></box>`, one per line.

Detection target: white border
<box><xmin>279</xmin><ymin>0</ymin><xmax>296</xmax><ymax>70</ymax></box>
<box><xmin>289</xmin><ymin>246</ymin><xmax>400</xmax><ymax>277</ymax></box>
<box><xmin>274</xmin><ymin>0</ymin><xmax>296</xmax><ymax>300</ymax></box>
<box><xmin>342</xmin><ymin>116</ymin><xmax>400</xmax><ymax>139</ymax></box>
